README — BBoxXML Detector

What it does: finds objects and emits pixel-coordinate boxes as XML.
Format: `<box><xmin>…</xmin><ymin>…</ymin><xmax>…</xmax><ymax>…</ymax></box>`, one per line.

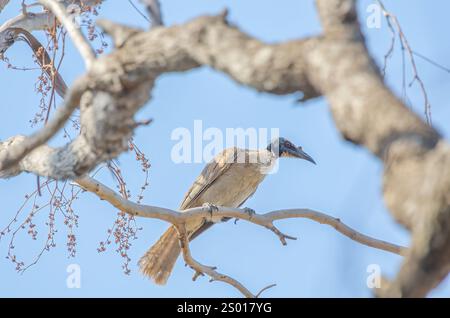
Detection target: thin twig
<box><xmin>176</xmin><ymin>225</ymin><xmax>256</xmax><ymax>298</ymax></box>
<box><xmin>377</xmin><ymin>0</ymin><xmax>432</xmax><ymax>125</ymax></box>
<box><xmin>255</xmin><ymin>283</ymin><xmax>277</xmax><ymax>298</ymax></box>
<box><xmin>412</xmin><ymin>50</ymin><xmax>450</xmax><ymax>74</ymax></box>
<box><xmin>39</xmin><ymin>0</ymin><xmax>96</xmax><ymax>69</ymax></box>
<box><xmin>127</xmin><ymin>0</ymin><xmax>151</xmax><ymax>23</ymax></box>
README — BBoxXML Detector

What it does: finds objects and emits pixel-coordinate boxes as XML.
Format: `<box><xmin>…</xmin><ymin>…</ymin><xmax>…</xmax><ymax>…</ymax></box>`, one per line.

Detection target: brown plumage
<box><xmin>139</xmin><ymin>138</ymin><xmax>316</xmax><ymax>285</ymax></box>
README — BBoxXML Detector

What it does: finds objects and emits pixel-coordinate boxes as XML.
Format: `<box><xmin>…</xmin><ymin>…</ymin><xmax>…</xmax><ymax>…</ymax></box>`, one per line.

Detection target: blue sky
<box><xmin>1</xmin><ymin>0</ymin><xmax>449</xmax><ymax>297</ymax></box>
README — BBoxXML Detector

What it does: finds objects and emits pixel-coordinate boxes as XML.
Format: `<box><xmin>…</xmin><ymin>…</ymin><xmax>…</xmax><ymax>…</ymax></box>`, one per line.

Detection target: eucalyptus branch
<box><xmin>75</xmin><ymin>175</ymin><xmax>407</xmax><ymax>298</ymax></box>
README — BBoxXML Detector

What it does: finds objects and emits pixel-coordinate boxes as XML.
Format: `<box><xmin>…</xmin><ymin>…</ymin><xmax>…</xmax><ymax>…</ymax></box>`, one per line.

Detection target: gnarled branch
<box><xmin>0</xmin><ymin>0</ymin><xmax>449</xmax><ymax>297</ymax></box>
<box><xmin>0</xmin><ymin>77</ymin><xmax>86</xmax><ymax>176</ymax></box>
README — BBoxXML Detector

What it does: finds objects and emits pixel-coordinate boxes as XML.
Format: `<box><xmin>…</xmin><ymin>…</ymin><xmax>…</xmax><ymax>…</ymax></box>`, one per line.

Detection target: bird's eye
<box><xmin>285</xmin><ymin>141</ymin><xmax>292</xmax><ymax>148</ymax></box>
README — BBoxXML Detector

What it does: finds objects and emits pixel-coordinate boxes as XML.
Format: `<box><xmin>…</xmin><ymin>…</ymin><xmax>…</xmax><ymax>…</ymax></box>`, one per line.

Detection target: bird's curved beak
<box><xmin>288</xmin><ymin>147</ymin><xmax>316</xmax><ymax>165</ymax></box>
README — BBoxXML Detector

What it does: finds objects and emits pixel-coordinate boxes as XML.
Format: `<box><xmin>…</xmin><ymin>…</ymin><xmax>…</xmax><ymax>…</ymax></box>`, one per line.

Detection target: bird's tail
<box><xmin>138</xmin><ymin>226</ymin><xmax>181</xmax><ymax>285</ymax></box>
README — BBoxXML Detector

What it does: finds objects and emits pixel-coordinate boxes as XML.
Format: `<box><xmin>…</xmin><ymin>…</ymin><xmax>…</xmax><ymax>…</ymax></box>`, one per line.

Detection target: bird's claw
<box><xmin>243</xmin><ymin>207</ymin><xmax>256</xmax><ymax>217</ymax></box>
<box><xmin>191</xmin><ymin>265</ymin><xmax>218</xmax><ymax>281</ymax></box>
<box><xmin>202</xmin><ymin>203</ymin><xmax>218</xmax><ymax>216</ymax></box>
<box><xmin>235</xmin><ymin>207</ymin><xmax>255</xmax><ymax>224</ymax></box>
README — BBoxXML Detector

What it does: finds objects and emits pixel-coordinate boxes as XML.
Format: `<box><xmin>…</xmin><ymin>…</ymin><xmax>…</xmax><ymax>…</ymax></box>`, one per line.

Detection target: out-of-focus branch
<box><xmin>0</xmin><ymin>0</ymin><xmax>447</xmax><ymax>297</ymax></box>
<box><xmin>314</xmin><ymin>0</ymin><xmax>450</xmax><ymax>297</ymax></box>
<box><xmin>39</xmin><ymin>0</ymin><xmax>96</xmax><ymax>69</ymax></box>
<box><xmin>0</xmin><ymin>27</ymin><xmax>68</xmax><ymax>96</ymax></box>
<box><xmin>139</xmin><ymin>0</ymin><xmax>163</xmax><ymax>27</ymax></box>
<box><xmin>0</xmin><ymin>1</ymin><xmax>101</xmax><ymax>32</ymax></box>
<box><xmin>0</xmin><ymin>11</ymin><xmax>51</xmax><ymax>33</ymax></box>
<box><xmin>0</xmin><ymin>14</ymin><xmax>322</xmax><ymax>180</ymax></box>
<box><xmin>0</xmin><ymin>0</ymin><xmax>10</xmax><ymax>13</ymax></box>
<box><xmin>0</xmin><ymin>77</ymin><xmax>87</xmax><ymax>176</ymax></box>
<box><xmin>74</xmin><ymin>175</ymin><xmax>406</xmax><ymax>297</ymax></box>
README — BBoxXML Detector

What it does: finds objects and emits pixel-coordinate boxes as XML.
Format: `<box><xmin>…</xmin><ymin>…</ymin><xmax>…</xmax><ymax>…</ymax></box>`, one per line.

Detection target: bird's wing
<box><xmin>180</xmin><ymin>148</ymin><xmax>255</xmax><ymax>241</ymax></box>
<box><xmin>179</xmin><ymin>147</ymin><xmax>239</xmax><ymax>210</ymax></box>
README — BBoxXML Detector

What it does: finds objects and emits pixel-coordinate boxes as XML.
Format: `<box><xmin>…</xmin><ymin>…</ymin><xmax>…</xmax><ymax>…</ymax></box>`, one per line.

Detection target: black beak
<box><xmin>288</xmin><ymin>147</ymin><xmax>316</xmax><ymax>165</ymax></box>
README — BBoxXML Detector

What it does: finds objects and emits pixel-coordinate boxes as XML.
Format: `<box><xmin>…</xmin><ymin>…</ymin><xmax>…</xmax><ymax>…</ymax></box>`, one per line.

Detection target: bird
<box><xmin>0</xmin><ymin>27</ymin><xmax>67</xmax><ymax>98</ymax></box>
<box><xmin>139</xmin><ymin>137</ymin><xmax>316</xmax><ymax>285</ymax></box>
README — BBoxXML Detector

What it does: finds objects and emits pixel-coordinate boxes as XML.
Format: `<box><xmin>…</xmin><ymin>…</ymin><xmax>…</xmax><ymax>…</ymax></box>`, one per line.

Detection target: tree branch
<box><xmin>39</xmin><ymin>0</ymin><xmax>96</xmax><ymax>69</ymax></box>
<box><xmin>314</xmin><ymin>0</ymin><xmax>450</xmax><ymax>298</ymax></box>
<box><xmin>74</xmin><ymin>175</ymin><xmax>406</xmax><ymax>297</ymax></box>
<box><xmin>0</xmin><ymin>0</ymin><xmax>448</xmax><ymax>297</ymax></box>
<box><xmin>0</xmin><ymin>0</ymin><xmax>10</xmax><ymax>14</ymax></box>
<box><xmin>0</xmin><ymin>1</ymin><xmax>101</xmax><ymax>32</ymax></box>
<box><xmin>139</xmin><ymin>0</ymin><xmax>163</xmax><ymax>27</ymax></box>
<box><xmin>0</xmin><ymin>76</ymin><xmax>87</xmax><ymax>176</ymax></box>
<box><xmin>175</xmin><ymin>225</ymin><xmax>256</xmax><ymax>298</ymax></box>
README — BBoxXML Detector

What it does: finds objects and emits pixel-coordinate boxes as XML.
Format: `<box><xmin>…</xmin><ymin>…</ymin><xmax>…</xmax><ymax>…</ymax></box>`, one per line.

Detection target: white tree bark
<box><xmin>0</xmin><ymin>1</ymin><xmax>102</xmax><ymax>32</ymax></box>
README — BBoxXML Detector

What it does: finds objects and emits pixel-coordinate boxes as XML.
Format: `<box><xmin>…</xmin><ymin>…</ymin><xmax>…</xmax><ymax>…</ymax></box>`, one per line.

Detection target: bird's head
<box><xmin>267</xmin><ymin>137</ymin><xmax>316</xmax><ymax>164</ymax></box>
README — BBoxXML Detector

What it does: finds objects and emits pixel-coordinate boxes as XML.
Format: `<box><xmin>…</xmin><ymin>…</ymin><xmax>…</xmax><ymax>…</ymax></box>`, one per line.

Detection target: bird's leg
<box><xmin>191</xmin><ymin>265</ymin><xmax>218</xmax><ymax>282</ymax></box>
<box><xmin>192</xmin><ymin>271</ymin><xmax>204</xmax><ymax>281</ymax></box>
<box><xmin>243</xmin><ymin>207</ymin><xmax>256</xmax><ymax>217</ymax></box>
<box><xmin>202</xmin><ymin>202</ymin><xmax>218</xmax><ymax>222</ymax></box>
<box><xmin>234</xmin><ymin>207</ymin><xmax>255</xmax><ymax>224</ymax></box>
